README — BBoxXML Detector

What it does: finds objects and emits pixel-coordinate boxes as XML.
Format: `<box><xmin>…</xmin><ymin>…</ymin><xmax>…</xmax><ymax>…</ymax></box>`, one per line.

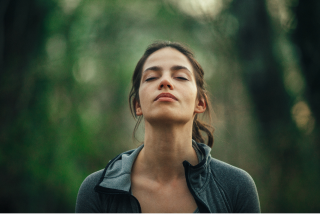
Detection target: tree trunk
<box><xmin>0</xmin><ymin>0</ymin><xmax>56</xmax><ymax>212</ymax></box>
<box><xmin>291</xmin><ymin>1</ymin><xmax>320</xmax><ymax>211</ymax></box>
<box><xmin>230</xmin><ymin>0</ymin><xmax>308</xmax><ymax>212</ymax></box>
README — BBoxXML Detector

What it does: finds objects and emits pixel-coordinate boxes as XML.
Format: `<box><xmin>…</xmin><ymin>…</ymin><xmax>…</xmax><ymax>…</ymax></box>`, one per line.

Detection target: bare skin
<box><xmin>131</xmin><ymin>123</ymin><xmax>199</xmax><ymax>213</ymax></box>
<box><xmin>131</xmin><ymin>48</ymin><xmax>206</xmax><ymax>213</ymax></box>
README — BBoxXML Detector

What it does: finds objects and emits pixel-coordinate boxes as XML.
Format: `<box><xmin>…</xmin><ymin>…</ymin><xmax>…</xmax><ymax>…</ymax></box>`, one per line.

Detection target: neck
<box><xmin>135</xmin><ymin>120</ymin><xmax>198</xmax><ymax>183</ymax></box>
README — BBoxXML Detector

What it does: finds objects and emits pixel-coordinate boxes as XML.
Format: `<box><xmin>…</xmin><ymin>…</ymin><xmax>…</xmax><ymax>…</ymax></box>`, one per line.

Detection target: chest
<box><xmin>131</xmin><ymin>178</ymin><xmax>197</xmax><ymax>213</ymax></box>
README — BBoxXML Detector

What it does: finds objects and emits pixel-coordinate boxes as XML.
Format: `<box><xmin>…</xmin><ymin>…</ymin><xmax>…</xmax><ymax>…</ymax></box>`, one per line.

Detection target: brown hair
<box><xmin>128</xmin><ymin>41</ymin><xmax>214</xmax><ymax>148</ymax></box>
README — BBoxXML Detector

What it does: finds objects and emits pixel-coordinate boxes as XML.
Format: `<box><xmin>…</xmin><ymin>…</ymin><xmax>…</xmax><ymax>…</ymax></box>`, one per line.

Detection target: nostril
<box><xmin>158</xmin><ymin>79</ymin><xmax>173</xmax><ymax>90</ymax></box>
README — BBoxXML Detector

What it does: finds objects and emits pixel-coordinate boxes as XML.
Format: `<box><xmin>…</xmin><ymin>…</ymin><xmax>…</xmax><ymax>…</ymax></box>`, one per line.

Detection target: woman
<box><xmin>76</xmin><ymin>41</ymin><xmax>260</xmax><ymax>213</ymax></box>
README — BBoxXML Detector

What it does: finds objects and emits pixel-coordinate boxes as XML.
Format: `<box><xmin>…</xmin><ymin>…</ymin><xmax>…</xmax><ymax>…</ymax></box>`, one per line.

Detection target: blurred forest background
<box><xmin>1</xmin><ymin>0</ymin><xmax>320</xmax><ymax>212</ymax></box>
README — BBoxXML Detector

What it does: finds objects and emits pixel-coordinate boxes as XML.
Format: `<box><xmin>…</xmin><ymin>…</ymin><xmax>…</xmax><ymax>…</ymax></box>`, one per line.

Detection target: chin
<box><xmin>145</xmin><ymin>111</ymin><xmax>192</xmax><ymax>126</ymax></box>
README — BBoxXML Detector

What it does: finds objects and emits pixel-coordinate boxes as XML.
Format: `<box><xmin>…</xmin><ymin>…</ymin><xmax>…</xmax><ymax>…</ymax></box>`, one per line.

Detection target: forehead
<box><xmin>142</xmin><ymin>47</ymin><xmax>193</xmax><ymax>72</ymax></box>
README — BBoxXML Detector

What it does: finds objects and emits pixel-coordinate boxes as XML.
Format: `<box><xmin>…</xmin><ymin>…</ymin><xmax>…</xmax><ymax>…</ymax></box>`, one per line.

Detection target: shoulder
<box><xmin>75</xmin><ymin>169</ymin><xmax>104</xmax><ymax>213</ymax></box>
<box><xmin>209</xmin><ymin>157</ymin><xmax>261</xmax><ymax>212</ymax></box>
<box><xmin>209</xmin><ymin>157</ymin><xmax>255</xmax><ymax>188</ymax></box>
<box><xmin>80</xmin><ymin>169</ymin><xmax>104</xmax><ymax>191</ymax></box>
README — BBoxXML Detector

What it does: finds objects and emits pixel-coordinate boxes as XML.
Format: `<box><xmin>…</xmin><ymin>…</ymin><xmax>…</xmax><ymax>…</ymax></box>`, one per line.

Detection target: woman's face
<box><xmin>136</xmin><ymin>47</ymin><xmax>206</xmax><ymax>125</ymax></box>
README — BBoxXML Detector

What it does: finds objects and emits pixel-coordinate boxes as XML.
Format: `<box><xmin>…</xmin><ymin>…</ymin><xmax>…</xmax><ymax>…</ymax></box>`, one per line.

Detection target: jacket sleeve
<box><xmin>75</xmin><ymin>169</ymin><xmax>104</xmax><ymax>213</ymax></box>
<box><xmin>233</xmin><ymin>170</ymin><xmax>261</xmax><ymax>213</ymax></box>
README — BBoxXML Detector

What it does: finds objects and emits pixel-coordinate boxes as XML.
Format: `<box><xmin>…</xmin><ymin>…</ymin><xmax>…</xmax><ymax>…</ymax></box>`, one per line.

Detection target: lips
<box><xmin>154</xmin><ymin>93</ymin><xmax>178</xmax><ymax>101</ymax></box>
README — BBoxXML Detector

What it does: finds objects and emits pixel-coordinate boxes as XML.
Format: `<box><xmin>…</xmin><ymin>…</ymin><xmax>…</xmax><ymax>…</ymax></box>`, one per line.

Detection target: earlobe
<box><xmin>194</xmin><ymin>97</ymin><xmax>207</xmax><ymax>114</ymax></box>
<box><xmin>136</xmin><ymin>108</ymin><xmax>142</xmax><ymax>116</ymax></box>
<box><xmin>135</xmin><ymin>100</ymin><xmax>143</xmax><ymax>116</ymax></box>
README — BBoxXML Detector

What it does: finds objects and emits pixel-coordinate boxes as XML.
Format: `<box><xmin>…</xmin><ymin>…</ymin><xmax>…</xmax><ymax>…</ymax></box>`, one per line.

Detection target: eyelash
<box><xmin>176</xmin><ymin>77</ymin><xmax>188</xmax><ymax>80</ymax></box>
<box><xmin>145</xmin><ymin>77</ymin><xmax>157</xmax><ymax>81</ymax></box>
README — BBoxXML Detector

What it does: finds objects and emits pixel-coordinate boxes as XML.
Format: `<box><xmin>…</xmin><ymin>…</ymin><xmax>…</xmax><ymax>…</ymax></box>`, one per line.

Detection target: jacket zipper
<box><xmin>183</xmin><ymin>161</ymin><xmax>210</xmax><ymax>213</ymax></box>
<box><xmin>94</xmin><ymin>185</ymin><xmax>142</xmax><ymax>213</ymax></box>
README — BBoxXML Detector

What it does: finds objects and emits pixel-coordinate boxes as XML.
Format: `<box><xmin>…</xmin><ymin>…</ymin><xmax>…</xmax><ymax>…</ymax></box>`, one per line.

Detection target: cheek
<box><xmin>138</xmin><ymin>87</ymin><xmax>148</xmax><ymax>108</ymax></box>
<box><xmin>183</xmin><ymin>89</ymin><xmax>198</xmax><ymax>108</ymax></box>
<box><xmin>138</xmin><ymin>90</ymin><xmax>143</xmax><ymax>107</ymax></box>
<box><xmin>189</xmin><ymin>85</ymin><xmax>198</xmax><ymax>101</ymax></box>
<box><xmin>190</xmin><ymin>87</ymin><xmax>199</xmax><ymax>108</ymax></box>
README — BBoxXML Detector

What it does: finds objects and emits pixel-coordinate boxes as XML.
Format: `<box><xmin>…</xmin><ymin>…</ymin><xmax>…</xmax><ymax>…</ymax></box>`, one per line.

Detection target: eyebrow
<box><xmin>143</xmin><ymin>66</ymin><xmax>162</xmax><ymax>73</ymax></box>
<box><xmin>171</xmin><ymin>65</ymin><xmax>192</xmax><ymax>73</ymax></box>
<box><xmin>143</xmin><ymin>65</ymin><xmax>192</xmax><ymax>73</ymax></box>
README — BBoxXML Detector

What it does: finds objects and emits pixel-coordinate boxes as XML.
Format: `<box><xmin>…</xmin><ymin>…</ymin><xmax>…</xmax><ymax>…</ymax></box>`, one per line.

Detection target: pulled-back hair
<box><xmin>128</xmin><ymin>41</ymin><xmax>214</xmax><ymax>148</ymax></box>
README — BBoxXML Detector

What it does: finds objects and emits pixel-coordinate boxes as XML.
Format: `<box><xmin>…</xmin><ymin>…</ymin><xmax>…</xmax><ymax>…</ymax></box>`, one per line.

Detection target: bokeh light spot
<box><xmin>291</xmin><ymin>101</ymin><xmax>315</xmax><ymax>134</ymax></box>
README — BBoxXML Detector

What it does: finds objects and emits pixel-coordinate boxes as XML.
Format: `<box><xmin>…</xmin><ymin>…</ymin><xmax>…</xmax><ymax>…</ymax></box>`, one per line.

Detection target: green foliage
<box><xmin>1</xmin><ymin>0</ymin><xmax>320</xmax><ymax>212</ymax></box>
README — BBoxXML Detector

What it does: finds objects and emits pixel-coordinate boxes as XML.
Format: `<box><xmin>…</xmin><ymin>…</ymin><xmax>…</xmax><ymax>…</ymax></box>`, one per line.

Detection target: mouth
<box><xmin>154</xmin><ymin>93</ymin><xmax>178</xmax><ymax>102</ymax></box>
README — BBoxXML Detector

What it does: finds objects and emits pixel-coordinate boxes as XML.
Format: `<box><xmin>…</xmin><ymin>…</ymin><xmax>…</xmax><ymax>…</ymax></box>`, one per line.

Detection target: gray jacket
<box><xmin>76</xmin><ymin>141</ymin><xmax>260</xmax><ymax>213</ymax></box>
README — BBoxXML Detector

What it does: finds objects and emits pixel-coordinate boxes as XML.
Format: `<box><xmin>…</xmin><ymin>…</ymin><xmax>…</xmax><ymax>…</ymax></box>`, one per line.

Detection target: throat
<box><xmin>132</xmin><ymin>140</ymin><xmax>202</xmax><ymax>184</ymax></box>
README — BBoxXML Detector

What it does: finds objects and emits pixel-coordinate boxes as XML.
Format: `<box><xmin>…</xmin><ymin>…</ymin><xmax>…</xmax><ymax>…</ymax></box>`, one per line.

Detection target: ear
<box><xmin>194</xmin><ymin>96</ymin><xmax>207</xmax><ymax>114</ymax></box>
<box><xmin>135</xmin><ymin>99</ymin><xmax>143</xmax><ymax>116</ymax></box>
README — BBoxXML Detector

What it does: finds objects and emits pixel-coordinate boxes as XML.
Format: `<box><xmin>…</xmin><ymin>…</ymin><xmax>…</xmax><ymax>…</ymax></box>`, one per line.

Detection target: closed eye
<box><xmin>146</xmin><ymin>77</ymin><xmax>157</xmax><ymax>81</ymax></box>
<box><xmin>176</xmin><ymin>77</ymin><xmax>188</xmax><ymax>81</ymax></box>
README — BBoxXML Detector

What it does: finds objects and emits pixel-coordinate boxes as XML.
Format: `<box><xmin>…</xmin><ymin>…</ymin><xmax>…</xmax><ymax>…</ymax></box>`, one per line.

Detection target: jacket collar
<box><xmin>96</xmin><ymin>141</ymin><xmax>212</xmax><ymax>193</ymax></box>
<box><xmin>184</xmin><ymin>141</ymin><xmax>212</xmax><ymax>192</ymax></box>
<box><xmin>98</xmin><ymin>144</ymin><xmax>144</xmax><ymax>192</ymax></box>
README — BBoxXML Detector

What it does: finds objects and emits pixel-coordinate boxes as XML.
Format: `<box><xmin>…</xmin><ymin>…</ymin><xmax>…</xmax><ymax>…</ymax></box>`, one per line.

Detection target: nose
<box><xmin>158</xmin><ymin>75</ymin><xmax>174</xmax><ymax>90</ymax></box>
